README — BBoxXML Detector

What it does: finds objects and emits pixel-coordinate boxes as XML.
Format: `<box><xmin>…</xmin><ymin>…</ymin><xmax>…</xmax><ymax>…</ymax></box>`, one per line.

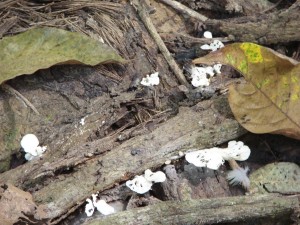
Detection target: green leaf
<box><xmin>0</xmin><ymin>27</ymin><xmax>125</xmax><ymax>84</ymax></box>
<box><xmin>193</xmin><ymin>43</ymin><xmax>300</xmax><ymax>140</ymax></box>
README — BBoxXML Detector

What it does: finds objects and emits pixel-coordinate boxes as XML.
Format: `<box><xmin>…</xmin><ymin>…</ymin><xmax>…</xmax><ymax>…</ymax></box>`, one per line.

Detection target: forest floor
<box><xmin>0</xmin><ymin>0</ymin><xmax>299</xmax><ymax>224</ymax></box>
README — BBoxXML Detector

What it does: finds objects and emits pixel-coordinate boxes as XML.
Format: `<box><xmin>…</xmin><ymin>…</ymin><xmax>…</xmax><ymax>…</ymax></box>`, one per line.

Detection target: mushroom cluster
<box><xmin>185</xmin><ymin>141</ymin><xmax>251</xmax><ymax>189</ymax></box>
<box><xmin>126</xmin><ymin>169</ymin><xmax>166</xmax><ymax>194</ymax></box>
<box><xmin>185</xmin><ymin>141</ymin><xmax>250</xmax><ymax>170</ymax></box>
<box><xmin>190</xmin><ymin>64</ymin><xmax>222</xmax><ymax>87</ymax></box>
<box><xmin>85</xmin><ymin>193</ymin><xmax>115</xmax><ymax>217</ymax></box>
<box><xmin>200</xmin><ymin>31</ymin><xmax>225</xmax><ymax>51</ymax></box>
<box><xmin>20</xmin><ymin>134</ymin><xmax>47</xmax><ymax>161</ymax></box>
<box><xmin>140</xmin><ymin>72</ymin><xmax>160</xmax><ymax>86</ymax></box>
<box><xmin>189</xmin><ymin>31</ymin><xmax>224</xmax><ymax>87</ymax></box>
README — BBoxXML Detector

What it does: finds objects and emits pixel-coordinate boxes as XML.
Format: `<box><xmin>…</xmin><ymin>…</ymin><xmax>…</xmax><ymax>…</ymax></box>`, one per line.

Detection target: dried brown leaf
<box><xmin>193</xmin><ymin>43</ymin><xmax>300</xmax><ymax>140</ymax></box>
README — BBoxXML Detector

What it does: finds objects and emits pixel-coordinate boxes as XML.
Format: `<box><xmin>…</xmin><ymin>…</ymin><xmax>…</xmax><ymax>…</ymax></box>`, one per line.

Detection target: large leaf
<box><xmin>193</xmin><ymin>43</ymin><xmax>300</xmax><ymax>140</ymax></box>
<box><xmin>0</xmin><ymin>27</ymin><xmax>125</xmax><ymax>84</ymax></box>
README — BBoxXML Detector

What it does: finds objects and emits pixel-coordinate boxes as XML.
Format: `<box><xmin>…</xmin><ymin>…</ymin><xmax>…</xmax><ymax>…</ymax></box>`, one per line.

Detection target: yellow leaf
<box><xmin>193</xmin><ymin>43</ymin><xmax>300</xmax><ymax>140</ymax></box>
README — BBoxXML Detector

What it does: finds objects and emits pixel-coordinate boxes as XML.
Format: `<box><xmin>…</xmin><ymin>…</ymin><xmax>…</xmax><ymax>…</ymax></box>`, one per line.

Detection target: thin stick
<box><xmin>158</xmin><ymin>0</ymin><xmax>208</xmax><ymax>22</ymax></box>
<box><xmin>1</xmin><ymin>83</ymin><xmax>40</xmax><ymax>115</ymax></box>
<box><xmin>132</xmin><ymin>0</ymin><xmax>189</xmax><ymax>86</ymax></box>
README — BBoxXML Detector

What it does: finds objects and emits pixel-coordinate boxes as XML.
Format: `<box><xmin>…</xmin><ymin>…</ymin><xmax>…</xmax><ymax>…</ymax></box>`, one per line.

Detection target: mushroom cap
<box><xmin>85</xmin><ymin>198</ymin><xmax>95</xmax><ymax>217</ymax></box>
<box><xmin>203</xmin><ymin>31</ymin><xmax>213</xmax><ymax>39</ymax></box>
<box><xmin>94</xmin><ymin>200</ymin><xmax>115</xmax><ymax>216</ymax></box>
<box><xmin>140</xmin><ymin>72</ymin><xmax>160</xmax><ymax>86</ymax></box>
<box><xmin>21</xmin><ymin>134</ymin><xmax>39</xmax><ymax>156</ymax></box>
<box><xmin>126</xmin><ymin>175</ymin><xmax>152</xmax><ymax>194</ymax></box>
<box><xmin>222</xmin><ymin>141</ymin><xmax>251</xmax><ymax>161</ymax></box>
<box><xmin>144</xmin><ymin>169</ymin><xmax>166</xmax><ymax>183</ymax></box>
<box><xmin>185</xmin><ymin>148</ymin><xmax>224</xmax><ymax>170</ymax></box>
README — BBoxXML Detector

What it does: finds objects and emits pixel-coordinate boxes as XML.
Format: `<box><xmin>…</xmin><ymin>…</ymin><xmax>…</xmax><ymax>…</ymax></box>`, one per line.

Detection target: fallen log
<box><xmin>83</xmin><ymin>194</ymin><xmax>299</xmax><ymax>225</ymax></box>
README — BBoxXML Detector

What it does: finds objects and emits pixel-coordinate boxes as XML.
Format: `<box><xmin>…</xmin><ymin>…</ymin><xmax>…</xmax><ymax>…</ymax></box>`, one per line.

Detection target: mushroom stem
<box><xmin>228</xmin><ymin>159</ymin><xmax>240</xmax><ymax>170</ymax></box>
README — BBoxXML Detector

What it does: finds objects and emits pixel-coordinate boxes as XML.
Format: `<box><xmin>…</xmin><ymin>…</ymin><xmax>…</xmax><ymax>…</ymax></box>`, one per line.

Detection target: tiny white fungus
<box><xmin>141</xmin><ymin>72</ymin><xmax>160</xmax><ymax>86</ymax></box>
<box><xmin>144</xmin><ymin>169</ymin><xmax>166</xmax><ymax>183</ymax></box>
<box><xmin>92</xmin><ymin>194</ymin><xmax>115</xmax><ymax>216</ymax></box>
<box><xmin>189</xmin><ymin>65</ymin><xmax>221</xmax><ymax>88</ymax></box>
<box><xmin>191</xmin><ymin>73</ymin><xmax>210</xmax><ymax>87</ymax></box>
<box><xmin>203</xmin><ymin>31</ymin><xmax>213</xmax><ymax>39</ymax></box>
<box><xmin>80</xmin><ymin>117</ymin><xmax>85</xmax><ymax>126</ymax></box>
<box><xmin>20</xmin><ymin>134</ymin><xmax>47</xmax><ymax>161</ymax></box>
<box><xmin>213</xmin><ymin>64</ymin><xmax>222</xmax><ymax>74</ymax></box>
<box><xmin>36</xmin><ymin>146</ymin><xmax>47</xmax><ymax>155</ymax></box>
<box><xmin>178</xmin><ymin>151</ymin><xmax>184</xmax><ymax>157</ymax></box>
<box><xmin>201</xmin><ymin>36</ymin><xmax>224</xmax><ymax>51</ymax></box>
<box><xmin>126</xmin><ymin>169</ymin><xmax>167</xmax><ymax>194</ymax></box>
<box><xmin>222</xmin><ymin>141</ymin><xmax>251</xmax><ymax>161</ymax></box>
<box><xmin>85</xmin><ymin>199</ymin><xmax>95</xmax><ymax>217</ymax></box>
<box><xmin>85</xmin><ymin>194</ymin><xmax>115</xmax><ymax>217</ymax></box>
<box><xmin>21</xmin><ymin>134</ymin><xmax>39</xmax><ymax>156</ymax></box>
<box><xmin>185</xmin><ymin>141</ymin><xmax>251</xmax><ymax>170</ymax></box>
<box><xmin>205</xmin><ymin>66</ymin><xmax>215</xmax><ymax>77</ymax></box>
<box><xmin>126</xmin><ymin>175</ymin><xmax>153</xmax><ymax>194</ymax></box>
<box><xmin>165</xmin><ymin>160</ymin><xmax>172</xmax><ymax>165</ymax></box>
<box><xmin>185</xmin><ymin>148</ymin><xmax>224</xmax><ymax>170</ymax></box>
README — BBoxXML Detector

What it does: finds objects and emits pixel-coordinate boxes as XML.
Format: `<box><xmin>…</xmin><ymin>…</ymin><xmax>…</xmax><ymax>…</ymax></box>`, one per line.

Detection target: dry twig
<box><xmin>157</xmin><ymin>0</ymin><xmax>208</xmax><ymax>22</ymax></box>
<box><xmin>1</xmin><ymin>83</ymin><xmax>40</xmax><ymax>115</ymax></box>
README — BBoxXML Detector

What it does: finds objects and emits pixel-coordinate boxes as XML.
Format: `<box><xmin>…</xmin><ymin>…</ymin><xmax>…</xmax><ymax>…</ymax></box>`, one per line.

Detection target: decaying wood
<box><xmin>132</xmin><ymin>0</ymin><xmax>188</xmax><ymax>86</ymax></box>
<box><xmin>83</xmin><ymin>194</ymin><xmax>299</xmax><ymax>225</ymax></box>
<box><xmin>205</xmin><ymin>1</ymin><xmax>300</xmax><ymax>44</ymax></box>
<box><xmin>0</xmin><ymin>96</ymin><xmax>246</xmax><ymax>223</ymax></box>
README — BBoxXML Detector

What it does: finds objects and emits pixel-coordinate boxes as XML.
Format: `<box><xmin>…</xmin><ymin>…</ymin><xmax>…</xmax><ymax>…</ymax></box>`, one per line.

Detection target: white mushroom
<box><xmin>141</xmin><ymin>72</ymin><xmax>160</xmax><ymax>86</ymax></box>
<box><xmin>144</xmin><ymin>169</ymin><xmax>166</xmax><ymax>183</ymax></box>
<box><xmin>91</xmin><ymin>194</ymin><xmax>115</xmax><ymax>216</ymax></box>
<box><xmin>85</xmin><ymin>198</ymin><xmax>95</xmax><ymax>217</ymax></box>
<box><xmin>36</xmin><ymin>146</ymin><xmax>47</xmax><ymax>155</ymax></box>
<box><xmin>203</xmin><ymin>31</ymin><xmax>213</xmax><ymax>39</ymax></box>
<box><xmin>213</xmin><ymin>64</ymin><xmax>222</xmax><ymax>74</ymax></box>
<box><xmin>125</xmin><ymin>175</ymin><xmax>153</xmax><ymax>194</ymax></box>
<box><xmin>21</xmin><ymin>134</ymin><xmax>47</xmax><ymax>161</ymax></box>
<box><xmin>21</xmin><ymin>134</ymin><xmax>39</xmax><ymax>156</ymax></box>
<box><xmin>185</xmin><ymin>148</ymin><xmax>224</xmax><ymax>170</ymax></box>
<box><xmin>201</xmin><ymin>40</ymin><xmax>224</xmax><ymax>51</ymax></box>
<box><xmin>221</xmin><ymin>141</ymin><xmax>251</xmax><ymax>161</ymax></box>
<box><xmin>191</xmin><ymin>73</ymin><xmax>210</xmax><ymax>87</ymax></box>
<box><xmin>185</xmin><ymin>141</ymin><xmax>251</xmax><ymax>170</ymax></box>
